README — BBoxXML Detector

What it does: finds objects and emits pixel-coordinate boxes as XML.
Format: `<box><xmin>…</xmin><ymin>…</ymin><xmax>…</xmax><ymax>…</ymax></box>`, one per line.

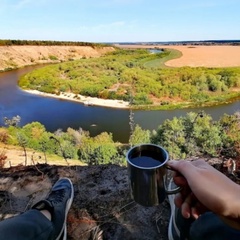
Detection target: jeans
<box><xmin>189</xmin><ymin>212</ymin><xmax>240</xmax><ymax>240</ymax></box>
<box><xmin>0</xmin><ymin>210</ymin><xmax>53</xmax><ymax>240</ymax></box>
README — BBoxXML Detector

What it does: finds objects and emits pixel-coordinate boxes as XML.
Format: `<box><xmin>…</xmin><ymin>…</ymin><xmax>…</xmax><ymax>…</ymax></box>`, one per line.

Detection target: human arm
<box><xmin>167</xmin><ymin>159</ymin><xmax>240</xmax><ymax>229</ymax></box>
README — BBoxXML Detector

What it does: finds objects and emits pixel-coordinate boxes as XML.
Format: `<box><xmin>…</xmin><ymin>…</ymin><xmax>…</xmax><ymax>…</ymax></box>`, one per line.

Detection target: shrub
<box><xmin>0</xmin><ymin>150</ymin><xmax>7</xmax><ymax>168</ymax></box>
<box><xmin>0</xmin><ymin>128</ymin><xmax>9</xmax><ymax>143</ymax></box>
<box><xmin>49</xmin><ymin>55</ymin><xmax>58</xmax><ymax>60</ymax></box>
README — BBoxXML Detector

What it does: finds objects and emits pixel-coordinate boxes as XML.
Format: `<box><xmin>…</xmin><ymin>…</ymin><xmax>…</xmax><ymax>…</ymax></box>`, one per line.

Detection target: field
<box><xmin>118</xmin><ymin>45</ymin><xmax>240</xmax><ymax>68</ymax></box>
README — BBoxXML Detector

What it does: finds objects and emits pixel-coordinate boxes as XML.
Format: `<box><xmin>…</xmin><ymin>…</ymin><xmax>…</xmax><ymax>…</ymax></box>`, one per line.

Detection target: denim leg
<box><xmin>189</xmin><ymin>212</ymin><xmax>240</xmax><ymax>240</ymax></box>
<box><xmin>0</xmin><ymin>209</ymin><xmax>54</xmax><ymax>240</ymax></box>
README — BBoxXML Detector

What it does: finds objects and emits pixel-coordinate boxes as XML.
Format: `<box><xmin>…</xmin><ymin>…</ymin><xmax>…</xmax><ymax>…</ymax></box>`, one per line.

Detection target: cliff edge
<box><xmin>0</xmin><ymin>157</ymin><xmax>228</xmax><ymax>240</ymax></box>
<box><xmin>0</xmin><ymin>45</ymin><xmax>115</xmax><ymax>71</ymax></box>
<box><xmin>0</xmin><ymin>164</ymin><xmax>169</xmax><ymax>240</ymax></box>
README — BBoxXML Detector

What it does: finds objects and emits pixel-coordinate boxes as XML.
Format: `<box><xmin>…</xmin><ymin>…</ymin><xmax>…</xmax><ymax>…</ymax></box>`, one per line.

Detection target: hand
<box><xmin>167</xmin><ymin>160</ymin><xmax>240</xmax><ymax>224</ymax></box>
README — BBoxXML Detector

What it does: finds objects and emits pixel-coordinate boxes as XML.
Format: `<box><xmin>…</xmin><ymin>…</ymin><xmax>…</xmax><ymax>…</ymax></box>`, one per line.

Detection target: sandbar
<box><xmin>24</xmin><ymin>90</ymin><xmax>130</xmax><ymax>109</ymax></box>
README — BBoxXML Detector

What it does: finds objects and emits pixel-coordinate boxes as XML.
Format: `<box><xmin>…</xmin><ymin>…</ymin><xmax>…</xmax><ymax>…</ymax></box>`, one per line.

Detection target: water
<box><xmin>148</xmin><ymin>49</ymin><xmax>163</xmax><ymax>54</ymax></box>
<box><xmin>0</xmin><ymin>65</ymin><xmax>239</xmax><ymax>143</ymax></box>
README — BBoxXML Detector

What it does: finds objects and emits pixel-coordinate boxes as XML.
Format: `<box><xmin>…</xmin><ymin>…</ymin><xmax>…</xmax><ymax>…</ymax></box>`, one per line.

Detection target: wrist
<box><xmin>220</xmin><ymin>184</ymin><xmax>240</xmax><ymax>229</ymax></box>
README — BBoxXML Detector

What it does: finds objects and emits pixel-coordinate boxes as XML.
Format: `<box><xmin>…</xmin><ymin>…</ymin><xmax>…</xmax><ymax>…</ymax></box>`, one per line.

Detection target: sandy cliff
<box><xmin>0</xmin><ymin>45</ymin><xmax>115</xmax><ymax>71</ymax></box>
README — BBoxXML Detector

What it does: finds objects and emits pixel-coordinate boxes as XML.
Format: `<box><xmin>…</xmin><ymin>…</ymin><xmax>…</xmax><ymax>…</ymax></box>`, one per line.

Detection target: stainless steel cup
<box><xmin>126</xmin><ymin>144</ymin><xmax>181</xmax><ymax>207</ymax></box>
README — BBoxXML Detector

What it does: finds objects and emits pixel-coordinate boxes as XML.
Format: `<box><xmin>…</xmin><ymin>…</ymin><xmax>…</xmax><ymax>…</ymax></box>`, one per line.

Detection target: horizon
<box><xmin>1</xmin><ymin>39</ymin><xmax>240</xmax><ymax>44</ymax></box>
<box><xmin>1</xmin><ymin>0</ymin><xmax>240</xmax><ymax>42</ymax></box>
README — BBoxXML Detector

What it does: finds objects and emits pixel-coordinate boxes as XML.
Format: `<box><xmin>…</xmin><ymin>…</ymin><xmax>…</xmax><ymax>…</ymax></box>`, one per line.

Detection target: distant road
<box><xmin>117</xmin><ymin>44</ymin><xmax>240</xmax><ymax>68</ymax></box>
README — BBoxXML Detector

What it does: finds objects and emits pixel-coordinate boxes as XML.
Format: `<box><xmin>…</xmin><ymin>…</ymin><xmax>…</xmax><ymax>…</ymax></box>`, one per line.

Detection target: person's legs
<box><xmin>0</xmin><ymin>178</ymin><xmax>74</xmax><ymax>240</ymax></box>
<box><xmin>0</xmin><ymin>209</ymin><xmax>54</xmax><ymax>240</ymax></box>
<box><xmin>168</xmin><ymin>178</ymin><xmax>240</xmax><ymax>240</ymax></box>
<box><xmin>189</xmin><ymin>212</ymin><xmax>240</xmax><ymax>240</ymax></box>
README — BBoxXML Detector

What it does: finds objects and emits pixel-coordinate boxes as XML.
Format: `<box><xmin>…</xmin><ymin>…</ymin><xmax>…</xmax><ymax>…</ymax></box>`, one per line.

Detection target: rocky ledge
<box><xmin>0</xmin><ymin>158</ymin><xmax>235</xmax><ymax>240</ymax></box>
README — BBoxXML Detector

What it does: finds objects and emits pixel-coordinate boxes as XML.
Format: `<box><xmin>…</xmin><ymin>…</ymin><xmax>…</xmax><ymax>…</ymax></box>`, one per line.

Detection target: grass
<box><xmin>143</xmin><ymin>48</ymin><xmax>182</xmax><ymax>68</ymax></box>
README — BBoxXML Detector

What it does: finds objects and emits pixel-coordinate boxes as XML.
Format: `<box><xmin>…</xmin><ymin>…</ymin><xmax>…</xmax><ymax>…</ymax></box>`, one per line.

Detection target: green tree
<box><xmin>151</xmin><ymin>117</ymin><xmax>186</xmax><ymax>159</ymax></box>
<box><xmin>219</xmin><ymin>112</ymin><xmax>240</xmax><ymax>158</ymax></box>
<box><xmin>151</xmin><ymin>112</ymin><xmax>225</xmax><ymax>159</ymax></box>
<box><xmin>22</xmin><ymin>122</ymin><xmax>46</xmax><ymax>150</ymax></box>
<box><xmin>78</xmin><ymin>132</ymin><xmax>118</xmax><ymax>165</ymax></box>
<box><xmin>129</xmin><ymin>124</ymin><xmax>151</xmax><ymax>146</ymax></box>
<box><xmin>190</xmin><ymin>113</ymin><xmax>223</xmax><ymax>156</ymax></box>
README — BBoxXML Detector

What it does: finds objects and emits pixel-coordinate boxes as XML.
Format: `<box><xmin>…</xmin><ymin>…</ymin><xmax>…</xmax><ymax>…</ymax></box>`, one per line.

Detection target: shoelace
<box><xmin>48</xmin><ymin>189</ymin><xmax>65</xmax><ymax>204</ymax></box>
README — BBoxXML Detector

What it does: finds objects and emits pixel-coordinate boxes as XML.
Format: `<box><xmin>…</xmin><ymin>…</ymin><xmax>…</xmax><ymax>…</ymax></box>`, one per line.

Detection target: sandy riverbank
<box><xmin>25</xmin><ymin>89</ymin><xmax>130</xmax><ymax>109</ymax></box>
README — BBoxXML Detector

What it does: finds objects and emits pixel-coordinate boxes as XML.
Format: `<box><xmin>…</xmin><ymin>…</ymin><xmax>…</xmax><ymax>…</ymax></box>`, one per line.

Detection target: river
<box><xmin>0</xmin><ymin>65</ymin><xmax>239</xmax><ymax>143</ymax></box>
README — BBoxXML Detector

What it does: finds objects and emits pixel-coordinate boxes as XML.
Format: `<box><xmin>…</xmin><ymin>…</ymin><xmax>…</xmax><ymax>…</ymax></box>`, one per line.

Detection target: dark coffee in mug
<box><xmin>130</xmin><ymin>156</ymin><xmax>162</xmax><ymax>168</ymax></box>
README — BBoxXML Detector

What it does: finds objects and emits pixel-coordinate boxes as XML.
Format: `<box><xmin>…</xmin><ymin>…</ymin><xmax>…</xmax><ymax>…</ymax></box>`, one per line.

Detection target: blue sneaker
<box><xmin>32</xmin><ymin>178</ymin><xmax>74</xmax><ymax>240</ymax></box>
<box><xmin>168</xmin><ymin>178</ymin><xmax>181</xmax><ymax>240</ymax></box>
<box><xmin>168</xmin><ymin>179</ymin><xmax>193</xmax><ymax>240</ymax></box>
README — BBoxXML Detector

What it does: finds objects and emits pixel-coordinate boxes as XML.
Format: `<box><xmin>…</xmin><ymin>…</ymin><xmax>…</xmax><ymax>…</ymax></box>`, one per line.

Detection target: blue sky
<box><xmin>0</xmin><ymin>0</ymin><xmax>240</xmax><ymax>42</ymax></box>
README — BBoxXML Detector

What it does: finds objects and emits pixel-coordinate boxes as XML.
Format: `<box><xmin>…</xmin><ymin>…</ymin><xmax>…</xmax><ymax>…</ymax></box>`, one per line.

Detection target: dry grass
<box><xmin>165</xmin><ymin>45</ymin><xmax>240</xmax><ymax>67</ymax></box>
<box><xmin>0</xmin><ymin>143</ymin><xmax>85</xmax><ymax>168</ymax></box>
<box><xmin>119</xmin><ymin>44</ymin><xmax>240</xmax><ymax>68</ymax></box>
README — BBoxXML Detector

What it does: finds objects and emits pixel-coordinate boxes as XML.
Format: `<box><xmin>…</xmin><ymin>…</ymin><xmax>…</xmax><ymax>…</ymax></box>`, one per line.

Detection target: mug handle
<box><xmin>164</xmin><ymin>165</ymin><xmax>182</xmax><ymax>194</ymax></box>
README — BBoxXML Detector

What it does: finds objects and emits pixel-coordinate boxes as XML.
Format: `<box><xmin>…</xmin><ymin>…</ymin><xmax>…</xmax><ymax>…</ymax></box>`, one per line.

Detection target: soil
<box><xmin>0</xmin><ymin>164</ymin><xmax>170</xmax><ymax>240</ymax></box>
<box><xmin>0</xmin><ymin>156</ymin><xmax>232</xmax><ymax>240</ymax></box>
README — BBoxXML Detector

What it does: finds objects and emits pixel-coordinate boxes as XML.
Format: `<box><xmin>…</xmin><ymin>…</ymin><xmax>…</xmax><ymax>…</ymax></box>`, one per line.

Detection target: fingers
<box><xmin>181</xmin><ymin>193</ymin><xmax>193</xmax><ymax>218</ymax></box>
<box><xmin>191</xmin><ymin>202</ymin><xmax>209</xmax><ymax>219</ymax></box>
<box><xmin>173</xmin><ymin>175</ymin><xmax>188</xmax><ymax>186</ymax></box>
<box><xmin>174</xmin><ymin>192</ymin><xmax>183</xmax><ymax>208</ymax></box>
<box><xmin>175</xmin><ymin>192</ymin><xmax>209</xmax><ymax>219</ymax></box>
<box><xmin>168</xmin><ymin>159</ymin><xmax>208</xmax><ymax>176</ymax></box>
<box><xmin>167</xmin><ymin>160</ymin><xmax>196</xmax><ymax>181</ymax></box>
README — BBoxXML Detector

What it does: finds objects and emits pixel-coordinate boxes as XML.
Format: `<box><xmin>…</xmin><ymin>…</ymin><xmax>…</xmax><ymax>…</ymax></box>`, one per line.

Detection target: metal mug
<box><xmin>126</xmin><ymin>144</ymin><xmax>181</xmax><ymax>207</ymax></box>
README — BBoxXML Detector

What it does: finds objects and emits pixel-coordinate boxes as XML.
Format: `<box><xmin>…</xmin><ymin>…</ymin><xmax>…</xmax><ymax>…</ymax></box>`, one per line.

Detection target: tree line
<box><xmin>0</xmin><ymin>39</ymin><xmax>108</xmax><ymax>47</ymax></box>
<box><xmin>0</xmin><ymin>111</ymin><xmax>239</xmax><ymax>165</ymax></box>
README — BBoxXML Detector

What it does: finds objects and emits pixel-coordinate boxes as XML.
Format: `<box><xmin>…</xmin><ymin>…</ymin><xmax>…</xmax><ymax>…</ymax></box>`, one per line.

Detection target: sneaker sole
<box><xmin>168</xmin><ymin>179</ymin><xmax>180</xmax><ymax>240</ymax></box>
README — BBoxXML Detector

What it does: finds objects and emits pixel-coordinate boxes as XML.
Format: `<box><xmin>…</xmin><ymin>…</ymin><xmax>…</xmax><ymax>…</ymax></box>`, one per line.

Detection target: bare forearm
<box><xmin>219</xmin><ymin>184</ymin><xmax>240</xmax><ymax>230</ymax></box>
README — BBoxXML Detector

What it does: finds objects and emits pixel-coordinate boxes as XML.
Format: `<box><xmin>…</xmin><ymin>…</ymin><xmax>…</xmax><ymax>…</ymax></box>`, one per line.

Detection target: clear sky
<box><xmin>0</xmin><ymin>0</ymin><xmax>240</xmax><ymax>43</ymax></box>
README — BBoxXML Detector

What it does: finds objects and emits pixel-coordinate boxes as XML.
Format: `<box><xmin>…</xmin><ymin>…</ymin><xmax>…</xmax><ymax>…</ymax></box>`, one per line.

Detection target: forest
<box><xmin>1</xmin><ymin>112</ymin><xmax>239</xmax><ymax>166</ymax></box>
<box><xmin>19</xmin><ymin>48</ymin><xmax>240</xmax><ymax>109</ymax></box>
